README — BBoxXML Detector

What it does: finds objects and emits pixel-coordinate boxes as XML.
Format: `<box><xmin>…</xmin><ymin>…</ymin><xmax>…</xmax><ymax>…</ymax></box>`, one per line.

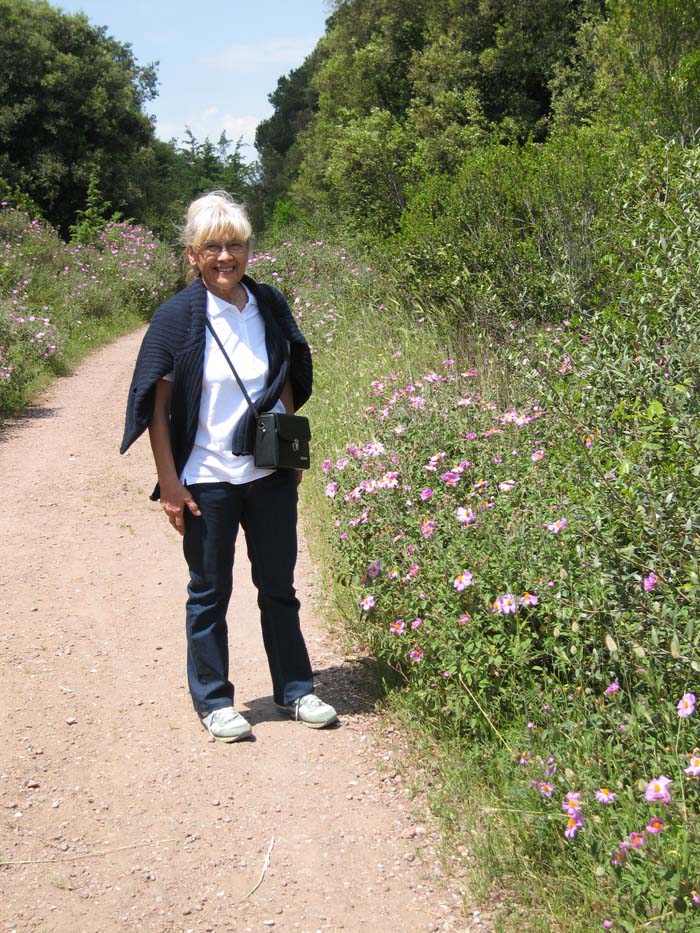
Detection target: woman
<box><xmin>121</xmin><ymin>190</ymin><xmax>337</xmax><ymax>742</ymax></box>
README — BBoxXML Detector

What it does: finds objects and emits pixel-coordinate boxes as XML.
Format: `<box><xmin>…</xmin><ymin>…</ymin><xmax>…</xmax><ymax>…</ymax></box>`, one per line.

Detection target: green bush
<box><xmin>380</xmin><ymin>126</ymin><xmax>634</xmax><ymax>327</ymax></box>
<box><xmin>0</xmin><ymin>204</ymin><xmax>178</xmax><ymax>411</ymax></box>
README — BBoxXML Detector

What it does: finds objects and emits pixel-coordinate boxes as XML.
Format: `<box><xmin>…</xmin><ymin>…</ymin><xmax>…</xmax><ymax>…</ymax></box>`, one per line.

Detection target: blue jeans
<box><xmin>182</xmin><ymin>470</ymin><xmax>313</xmax><ymax>713</ymax></box>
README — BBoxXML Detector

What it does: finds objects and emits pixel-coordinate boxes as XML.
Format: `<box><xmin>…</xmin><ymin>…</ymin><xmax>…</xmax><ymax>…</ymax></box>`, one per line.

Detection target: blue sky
<box><xmin>57</xmin><ymin>0</ymin><xmax>331</xmax><ymax>160</ymax></box>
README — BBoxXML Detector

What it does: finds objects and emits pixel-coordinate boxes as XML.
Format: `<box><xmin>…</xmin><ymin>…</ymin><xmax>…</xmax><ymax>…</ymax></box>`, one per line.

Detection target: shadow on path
<box><xmin>0</xmin><ymin>404</ymin><xmax>60</xmax><ymax>443</ymax></box>
<box><xmin>242</xmin><ymin>659</ymin><xmax>386</xmax><ymax>725</ymax></box>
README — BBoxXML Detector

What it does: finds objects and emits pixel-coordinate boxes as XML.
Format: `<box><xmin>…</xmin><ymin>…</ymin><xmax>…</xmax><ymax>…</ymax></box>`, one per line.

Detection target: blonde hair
<box><xmin>181</xmin><ymin>190</ymin><xmax>253</xmax><ymax>282</ymax></box>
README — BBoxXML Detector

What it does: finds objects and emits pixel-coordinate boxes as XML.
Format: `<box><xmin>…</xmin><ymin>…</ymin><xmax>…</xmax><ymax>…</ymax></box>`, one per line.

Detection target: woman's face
<box><xmin>186</xmin><ymin>230</ymin><xmax>249</xmax><ymax>303</ymax></box>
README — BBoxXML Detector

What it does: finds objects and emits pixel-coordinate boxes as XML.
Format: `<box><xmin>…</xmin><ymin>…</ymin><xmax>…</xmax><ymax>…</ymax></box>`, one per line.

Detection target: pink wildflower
<box><xmin>678</xmin><ymin>693</ymin><xmax>696</xmax><ymax>718</ymax></box>
<box><xmin>646</xmin><ymin>817</ymin><xmax>664</xmax><ymax>834</ymax></box>
<box><xmin>643</xmin><ymin>571</ymin><xmax>658</xmax><ymax>591</ymax></box>
<box><xmin>364</xmin><ymin>441</ymin><xmax>385</xmax><ymax>456</ymax></box>
<box><xmin>562</xmin><ymin>792</ymin><xmax>583</xmax><ymax>815</ymax></box>
<box><xmin>521</xmin><ymin>592</ymin><xmax>539</xmax><ymax>607</ymax></box>
<box><xmin>492</xmin><ymin>593</ymin><xmax>519</xmax><ymax>615</ymax></box>
<box><xmin>453</xmin><ymin>571</ymin><xmax>473</xmax><ymax>592</ymax></box>
<box><xmin>420</xmin><ymin>519</ymin><xmax>437</xmax><ymax>539</ymax></box>
<box><xmin>645</xmin><ymin>776</ymin><xmax>672</xmax><ymax>804</ymax></box>
<box><xmin>611</xmin><ymin>848</ymin><xmax>626</xmax><ymax>866</ymax></box>
<box><xmin>389</xmin><ymin>619</ymin><xmax>405</xmax><ymax>635</ymax></box>
<box><xmin>420</xmin><ymin>488</ymin><xmax>434</xmax><ymax>501</ymax></box>
<box><xmin>359</xmin><ymin>595</ymin><xmax>375</xmax><ymax>612</ymax></box>
<box><xmin>564</xmin><ymin>812</ymin><xmax>583</xmax><ymax>839</ymax></box>
<box><xmin>605</xmin><ymin>680</ymin><xmax>620</xmax><ymax>695</ymax></box>
<box><xmin>628</xmin><ymin>832</ymin><xmax>645</xmax><ymax>849</ymax></box>
<box><xmin>684</xmin><ymin>755</ymin><xmax>700</xmax><ymax>777</ymax></box>
<box><xmin>409</xmin><ymin>647</ymin><xmax>424</xmax><ymax>662</ymax></box>
<box><xmin>595</xmin><ymin>788</ymin><xmax>616</xmax><ymax>805</ymax></box>
<box><xmin>545</xmin><ymin>517</ymin><xmax>567</xmax><ymax>533</ymax></box>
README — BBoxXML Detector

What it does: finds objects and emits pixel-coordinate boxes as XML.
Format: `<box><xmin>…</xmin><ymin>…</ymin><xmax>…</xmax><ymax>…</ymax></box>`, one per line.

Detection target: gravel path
<box><xmin>0</xmin><ymin>329</ymin><xmax>484</xmax><ymax>933</ymax></box>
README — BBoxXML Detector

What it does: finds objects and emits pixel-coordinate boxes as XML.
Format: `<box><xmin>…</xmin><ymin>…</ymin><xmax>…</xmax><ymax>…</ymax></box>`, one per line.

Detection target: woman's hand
<box><xmin>148</xmin><ymin>380</ymin><xmax>201</xmax><ymax>535</ymax></box>
<box><xmin>159</xmin><ymin>479</ymin><xmax>201</xmax><ymax>536</ymax></box>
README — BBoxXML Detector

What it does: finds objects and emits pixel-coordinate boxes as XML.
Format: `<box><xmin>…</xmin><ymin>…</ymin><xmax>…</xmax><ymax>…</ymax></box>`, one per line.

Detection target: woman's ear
<box><xmin>185</xmin><ymin>246</ymin><xmax>199</xmax><ymax>269</ymax></box>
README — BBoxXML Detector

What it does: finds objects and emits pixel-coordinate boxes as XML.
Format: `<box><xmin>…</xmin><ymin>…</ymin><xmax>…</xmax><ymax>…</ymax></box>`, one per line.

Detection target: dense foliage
<box><xmin>257</xmin><ymin>0</ymin><xmax>700</xmax><ymax>251</ymax></box>
<box><xmin>251</xmin><ymin>132</ymin><xmax>700</xmax><ymax>922</ymax></box>
<box><xmin>0</xmin><ymin>204</ymin><xmax>178</xmax><ymax>410</ymax></box>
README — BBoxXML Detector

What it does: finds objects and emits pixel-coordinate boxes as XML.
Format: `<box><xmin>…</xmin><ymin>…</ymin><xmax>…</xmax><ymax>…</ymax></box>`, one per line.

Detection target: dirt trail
<box><xmin>0</xmin><ymin>329</ymin><xmax>483</xmax><ymax>933</ymax></box>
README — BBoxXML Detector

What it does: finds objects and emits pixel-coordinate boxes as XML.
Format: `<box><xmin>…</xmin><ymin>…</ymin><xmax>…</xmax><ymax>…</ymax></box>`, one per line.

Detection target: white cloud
<box><xmin>214</xmin><ymin>35</ymin><xmax>320</xmax><ymax>70</ymax></box>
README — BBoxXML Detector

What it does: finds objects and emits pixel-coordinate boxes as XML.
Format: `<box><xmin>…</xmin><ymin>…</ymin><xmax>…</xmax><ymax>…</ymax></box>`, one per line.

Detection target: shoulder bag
<box><xmin>205</xmin><ymin>317</ymin><xmax>311</xmax><ymax>470</ymax></box>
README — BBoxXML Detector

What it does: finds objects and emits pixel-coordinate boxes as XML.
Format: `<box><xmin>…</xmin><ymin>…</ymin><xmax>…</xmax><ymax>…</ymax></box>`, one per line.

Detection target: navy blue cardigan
<box><xmin>120</xmin><ymin>275</ymin><xmax>312</xmax><ymax>498</ymax></box>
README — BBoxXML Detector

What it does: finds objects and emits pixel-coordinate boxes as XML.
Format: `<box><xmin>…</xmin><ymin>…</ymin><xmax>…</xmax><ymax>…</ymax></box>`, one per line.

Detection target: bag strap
<box><xmin>205</xmin><ymin>316</ymin><xmax>260</xmax><ymax>419</ymax></box>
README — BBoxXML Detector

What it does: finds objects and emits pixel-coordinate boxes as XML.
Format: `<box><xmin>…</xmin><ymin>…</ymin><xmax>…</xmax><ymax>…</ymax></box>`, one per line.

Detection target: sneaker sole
<box><xmin>200</xmin><ymin>719</ymin><xmax>253</xmax><ymax>743</ymax></box>
<box><xmin>300</xmin><ymin>714</ymin><xmax>338</xmax><ymax>729</ymax></box>
<box><xmin>204</xmin><ymin>726</ymin><xmax>253</xmax><ymax>743</ymax></box>
<box><xmin>275</xmin><ymin>704</ymin><xmax>338</xmax><ymax>729</ymax></box>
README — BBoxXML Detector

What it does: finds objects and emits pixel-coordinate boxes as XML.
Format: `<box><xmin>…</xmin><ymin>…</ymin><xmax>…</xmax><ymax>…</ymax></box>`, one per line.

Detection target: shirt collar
<box><xmin>206</xmin><ymin>283</ymin><xmax>256</xmax><ymax>317</ymax></box>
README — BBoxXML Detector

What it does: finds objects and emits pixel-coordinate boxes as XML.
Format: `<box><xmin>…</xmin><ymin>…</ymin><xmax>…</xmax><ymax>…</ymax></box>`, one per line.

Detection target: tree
<box><xmin>68</xmin><ymin>167</ymin><xmax>123</xmax><ymax>244</ymax></box>
<box><xmin>0</xmin><ymin>0</ymin><xmax>158</xmax><ymax>232</ymax></box>
<box><xmin>254</xmin><ymin>48</ymin><xmax>324</xmax><ymax>224</ymax></box>
<box><xmin>134</xmin><ymin>131</ymin><xmax>253</xmax><ymax>243</ymax></box>
<box><xmin>272</xmin><ymin>0</ymin><xmax>593</xmax><ymax>229</ymax></box>
<box><xmin>550</xmin><ymin>0</ymin><xmax>700</xmax><ymax>143</ymax></box>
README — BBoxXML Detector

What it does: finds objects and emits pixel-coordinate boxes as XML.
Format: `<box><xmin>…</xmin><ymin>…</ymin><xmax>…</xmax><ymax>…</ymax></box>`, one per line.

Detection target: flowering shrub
<box><xmin>0</xmin><ymin>204</ymin><xmax>178</xmax><ymax>411</ymax></box>
<box><xmin>252</xmin><ymin>208</ymin><xmax>700</xmax><ymax>926</ymax></box>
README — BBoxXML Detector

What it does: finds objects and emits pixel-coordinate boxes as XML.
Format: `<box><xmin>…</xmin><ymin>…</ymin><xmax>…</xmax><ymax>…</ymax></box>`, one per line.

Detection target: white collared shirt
<box><xmin>178</xmin><ymin>285</ymin><xmax>285</xmax><ymax>485</ymax></box>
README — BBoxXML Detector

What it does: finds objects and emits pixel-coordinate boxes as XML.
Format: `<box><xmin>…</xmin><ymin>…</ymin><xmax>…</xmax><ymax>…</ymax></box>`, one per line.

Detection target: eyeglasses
<box><xmin>199</xmin><ymin>241</ymin><xmax>248</xmax><ymax>258</ymax></box>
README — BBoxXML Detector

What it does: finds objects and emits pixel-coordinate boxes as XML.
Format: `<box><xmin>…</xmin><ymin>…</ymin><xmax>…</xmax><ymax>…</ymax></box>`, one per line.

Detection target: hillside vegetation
<box><xmin>1</xmin><ymin>0</ymin><xmax>699</xmax><ymax>928</ymax></box>
<box><xmin>252</xmin><ymin>1</ymin><xmax>700</xmax><ymax>928</ymax></box>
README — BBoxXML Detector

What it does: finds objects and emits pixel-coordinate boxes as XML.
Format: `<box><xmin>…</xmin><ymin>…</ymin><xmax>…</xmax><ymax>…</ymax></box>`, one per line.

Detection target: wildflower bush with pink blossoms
<box><xmin>253</xmin><ymin>141</ymin><xmax>700</xmax><ymax>930</ymax></box>
<box><xmin>0</xmin><ymin>203</ymin><xmax>178</xmax><ymax>411</ymax></box>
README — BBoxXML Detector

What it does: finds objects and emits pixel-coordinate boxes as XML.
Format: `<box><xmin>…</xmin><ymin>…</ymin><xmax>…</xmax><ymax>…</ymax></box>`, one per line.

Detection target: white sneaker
<box><xmin>277</xmin><ymin>694</ymin><xmax>338</xmax><ymax>728</ymax></box>
<box><xmin>200</xmin><ymin>707</ymin><xmax>252</xmax><ymax>742</ymax></box>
